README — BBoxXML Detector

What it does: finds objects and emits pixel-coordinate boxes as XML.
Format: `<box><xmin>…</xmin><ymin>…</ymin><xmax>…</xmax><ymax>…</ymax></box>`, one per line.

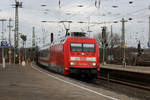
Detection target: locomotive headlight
<box><xmin>91</xmin><ymin>62</ymin><xmax>96</xmax><ymax>66</ymax></box>
<box><xmin>70</xmin><ymin>57</ymin><xmax>80</xmax><ymax>61</ymax></box>
<box><xmin>70</xmin><ymin>62</ymin><xmax>76</xmax><ymax>65</ymax></box>
<box><xmin>86</xmin><ymin>57</ymin><xmax>96</xmax><ymax>61</ymax></box>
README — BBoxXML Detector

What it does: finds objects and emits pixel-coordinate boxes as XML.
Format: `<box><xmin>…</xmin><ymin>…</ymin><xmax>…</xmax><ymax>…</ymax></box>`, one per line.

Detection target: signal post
<box><xmin>121</xmin><ymin>18</ymin><xmax>127</xmax><ymax>67</ymax></box>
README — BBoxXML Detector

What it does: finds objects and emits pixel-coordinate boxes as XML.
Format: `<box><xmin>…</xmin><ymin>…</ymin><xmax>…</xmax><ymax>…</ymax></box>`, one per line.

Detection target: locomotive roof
<box><xmin>69</xmin><ymin>32</ymin><xmax>87</xmax><ymax>37</ymax></box>
<box><xmin>39</xmin><ymin>31</ymin><xmax>96</xmax><ymax>51</ymax></box>
<box><xmin>40</xmin><ymin>32</ymin><xmax>96</xmax><ymax>48</ymax></box>
<box><xmin>39</xmin><ymin>37</ymin><xmax>97</xmax><ymax>51</ymax></box>
<box><xmin>39</xmin><ymin>43</ymin><xmax>51</xmax><ymax>50</ymax></box>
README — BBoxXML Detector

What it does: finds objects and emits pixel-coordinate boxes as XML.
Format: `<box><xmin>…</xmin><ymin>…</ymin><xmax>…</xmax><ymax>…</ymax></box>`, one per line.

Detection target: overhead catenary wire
<box><xmin>112</xmin><ymin>7</ymin><xmax>149</xmax><ymax>21</ymax></box>
<box><xmin>7</xmin><ymin>0</ymin><xmax>148</xmax><ymax>48</ymax></box>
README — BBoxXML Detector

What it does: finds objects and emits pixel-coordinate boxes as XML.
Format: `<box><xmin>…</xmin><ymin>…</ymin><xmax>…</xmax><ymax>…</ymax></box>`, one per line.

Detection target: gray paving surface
<box><xmin>102</xmin><ymin>64</ymin><xmax>150</xmax><ymax>74</ymax></box>
<box><xmin>0</xmin><ymin>64</ymin><xmax>137</xmax><ymax>100</ymax></box>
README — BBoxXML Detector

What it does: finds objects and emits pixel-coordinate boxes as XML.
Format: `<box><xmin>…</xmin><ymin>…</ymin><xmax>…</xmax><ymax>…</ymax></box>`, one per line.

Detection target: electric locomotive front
<box><xmin>38</xmin><ymin>32</ymin><xmax>100</xmax><ymax>79</ymax></box>
<box><xmin>64</xmin><ymin>37</ymin><xmax>100</xmax><ymax>78</ymax></box>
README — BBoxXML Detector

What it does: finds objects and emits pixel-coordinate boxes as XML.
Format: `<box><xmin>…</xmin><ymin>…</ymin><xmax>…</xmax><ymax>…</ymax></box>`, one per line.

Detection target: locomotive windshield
<box><xmin>70</xmin><ymin>43</ymin><xmax>82</xmax><ymax>52</ymax></box>
<box><xmin>70</xmin><ymin>43</ymin><xmax>95</xmax><ymax>52</ymax></box>
<box><xmin>83</xmin><ymin>44</ymin><xmax>95</xmax><ymax>52</ymax></box>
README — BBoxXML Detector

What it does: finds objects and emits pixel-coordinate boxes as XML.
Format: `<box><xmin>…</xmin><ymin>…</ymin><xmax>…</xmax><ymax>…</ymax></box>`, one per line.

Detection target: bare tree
<box><xmin>20</xmin><ymin>34</ymin><xmax>27</xmax><ymax>48</ymax></box>
<box><xmin>109</xmin><ymin>33</ymin><xmax>121</xmax><ymax>48</ymax></box>
<box><xmin>95</xmin><ymin>32</ymin><xmax>102</xmax><ymax>47</ymax></box>
<box><xmin>95</xmin><ymin>32</ymin><xmax>121</xmax><ymax>48</ymax></box>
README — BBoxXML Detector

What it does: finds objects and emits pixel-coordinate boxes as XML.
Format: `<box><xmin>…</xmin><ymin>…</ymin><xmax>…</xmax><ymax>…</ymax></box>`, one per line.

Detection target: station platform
<box><xmin>0</xmin><ymin>63</ymin><xmax>138</xmax><ymax>100</ymax></box>
<box><xmin>101</xmin><ymin>64</ymin><xmax>150</xmax><ymax>75</ymax></box>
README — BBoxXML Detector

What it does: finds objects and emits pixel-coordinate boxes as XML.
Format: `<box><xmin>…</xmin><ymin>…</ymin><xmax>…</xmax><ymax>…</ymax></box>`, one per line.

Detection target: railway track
<box><xmin>97</xmin><ymin>68</ymin><xmax>150</xmax><ymax>92</ymax></box>
<box><xmin>37</xmin><ymin>62</ymin><xmax>150</xmax><ymax>91</ymax></box>
<box><xmin>97</xmin><ymin>76</ymin><xmax>150</xmax><ymax>91</ymax></box>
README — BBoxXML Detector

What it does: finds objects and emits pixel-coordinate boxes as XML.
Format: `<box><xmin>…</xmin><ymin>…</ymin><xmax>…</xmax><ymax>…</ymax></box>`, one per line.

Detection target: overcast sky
<box><xmin>0</xmin><ymin>0</ymin><xmax>150</xmax><ymax>48</ymax></box>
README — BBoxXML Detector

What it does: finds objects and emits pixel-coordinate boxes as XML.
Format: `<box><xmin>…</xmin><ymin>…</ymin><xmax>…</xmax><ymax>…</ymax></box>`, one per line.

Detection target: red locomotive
<box><xmin>38</xmin><ymin>32</ymin><xmax>100</xmax><ymax>79</ymax></box>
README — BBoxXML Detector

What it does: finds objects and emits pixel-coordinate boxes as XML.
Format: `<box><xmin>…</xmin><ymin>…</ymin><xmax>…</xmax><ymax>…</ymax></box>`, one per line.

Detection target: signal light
<box><xmin>70</xmin><ymin>62</ymin><xmax>76</xmax><ymax>65</ymax></box>
<box><xmin>91</xmin><ymin>62</ymin><xmax>96</xmax><ymax>66</ymax></box>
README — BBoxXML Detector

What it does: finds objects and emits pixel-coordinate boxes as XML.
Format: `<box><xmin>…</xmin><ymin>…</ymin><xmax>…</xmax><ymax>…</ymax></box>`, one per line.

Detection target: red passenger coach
<box><xmin>38</xmin><ymin>32</ymin><xmax>100</xmax><ymax>79</ymax></box>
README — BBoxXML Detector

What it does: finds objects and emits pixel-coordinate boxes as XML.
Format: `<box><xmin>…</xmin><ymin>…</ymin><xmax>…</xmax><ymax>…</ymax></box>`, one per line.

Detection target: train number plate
<box><xmin>79</xmin><ymin>63</ymin><xmax>87</xmax><ymax>65</ymax></box>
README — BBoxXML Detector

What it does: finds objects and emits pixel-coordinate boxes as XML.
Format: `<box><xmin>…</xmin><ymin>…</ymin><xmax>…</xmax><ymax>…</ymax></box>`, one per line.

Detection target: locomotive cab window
<box><xmin>70</xmin><ymin>43</ymin><xmax>95</xmax><ymax>52</ymax></box>
<box><xmin>83</xmin><ymin>43</ymin><xmax>95</xmax><ymax>52</ymax></box>
<box><xmin>70</xmin><ymin>43</ymin><xmax>82</xmax><ymax>52</ymax></box>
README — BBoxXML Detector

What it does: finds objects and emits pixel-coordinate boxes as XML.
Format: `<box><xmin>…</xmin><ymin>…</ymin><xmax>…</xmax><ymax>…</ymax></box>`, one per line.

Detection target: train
<box><xmin>37</xmin><ymin>32</ymin><xmax>100</xmax><ymax>79</ymax></box>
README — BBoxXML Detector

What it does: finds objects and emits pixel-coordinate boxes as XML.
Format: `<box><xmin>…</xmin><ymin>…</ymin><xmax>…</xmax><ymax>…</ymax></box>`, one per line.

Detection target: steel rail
<box><xmin>97</xmin><ymin>76</ymin><xmax>150</xmax><ymax>91</ymax></box>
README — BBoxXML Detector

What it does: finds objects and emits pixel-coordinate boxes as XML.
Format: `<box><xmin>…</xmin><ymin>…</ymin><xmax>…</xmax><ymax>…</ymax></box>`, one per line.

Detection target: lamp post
<box><xmin>0</xmin><ymin>19</ymin><xmax>7</xmax><ymax>68</ymax></box>
<box><xmin>8</xmin><ymin>18</ymin><xmax>13</xmax><ymax>64</ymax></box>
<box><xmin>101</xmin><ymin>26</ymin><xmax>107</xmax><ymax>65</ymax></box>
<box><xmin>121</xmin><ymin>18</ymin><xmax>128</xmax><ymax>67</ymax></box>
<box><xmin>13</xmin><ymin>0</ymin><xmax>23</xmax><ymax>64</ymax></box>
